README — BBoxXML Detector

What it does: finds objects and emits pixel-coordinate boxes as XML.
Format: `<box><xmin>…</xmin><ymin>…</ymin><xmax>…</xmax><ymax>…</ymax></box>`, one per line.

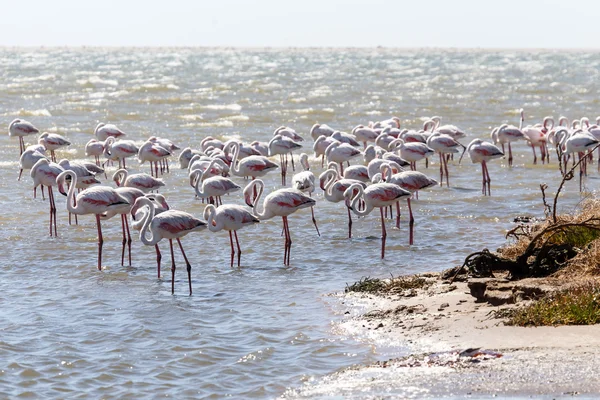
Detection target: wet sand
<box><xmin>286</xmin><ymin>274</ymin><xmax>600</xmax><ymax>398</ymax></box>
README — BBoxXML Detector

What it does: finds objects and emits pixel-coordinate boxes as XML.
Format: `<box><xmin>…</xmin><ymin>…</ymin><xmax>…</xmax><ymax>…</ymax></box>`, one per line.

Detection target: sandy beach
<box><xmin>285</xmin><ymin>273</ymin><xmax>600</xmax><ymax>398</ymax></box>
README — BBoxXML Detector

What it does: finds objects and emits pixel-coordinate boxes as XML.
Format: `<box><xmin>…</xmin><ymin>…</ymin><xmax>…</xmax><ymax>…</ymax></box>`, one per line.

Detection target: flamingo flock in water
<box><xmin>9</xmin><ymin>111</ymin><xmax>600</xmax><ymax>295</ymax></box>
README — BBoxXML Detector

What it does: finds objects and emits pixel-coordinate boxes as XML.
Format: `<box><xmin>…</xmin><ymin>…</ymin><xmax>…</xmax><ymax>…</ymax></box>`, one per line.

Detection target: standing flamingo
<box><xmin>138</xmin><ymin>139</ymin><xmax>172</xmax><ymax>177</ymax></box>
<box><xmin>38</xmin><ymin>132</ymin><xmax>71</xmax><ymax>162</ymax></box>
<box><xmin>112</xmin><ymin>169</ymin><xmax>165</xmax><ymax>193</ymax></box>
<box><xmin>104</xmin><ymin>137</ymin><xmax>139</xmax><ymax>169</ymax></box>
<box><xmin>352</xmin><ymin>125</ymin><xmax>379</xmax><ymax>148</ymax></box>
<box><xmin>30</xmin><ymin>158</ymin><xmax>64</xmax><ymax>237</ymax></box>
<box><xmin>95</xmin><ymin>123</ymin><xmax>126</xmax><ymax>141</ymax></box>
<box><xmin>389</xmin><ymin>138</ymin><xmax>435</xmax><ymax>171</ymax></box>
<box><xmin>292</xmin><ymin>153</ymin><xmax>320</xmax><ymax>235</ymax></box>
<box><xmin>268</xmin><ymin>134</ymin><xmax>302</xmax><ymax>185</ymax></box>
<box><xmin>494</xmin><ymin>109</ymin><xmax>525</xmax><ymax>167</ymax></box>
<box><xmin>324</xmin><ymin>141</ymin><xmax>361</xmax><ymax>175</ymax></box>
<box><xmin>57</xmin><ymin>170</ymin><xmax>129</xmax><ymax>270</ymax></box>
<box><xmin>131</xmin><ymin>194</ymin><xmax>170</xmax><ymax>279</ymax></box>
<box><xmin>426</xmin><ymin>132</ymin><xmax>465</xmax><ymax>186</ymax></box>
<box><xmin>85</xmin><ymin>139</ymin><xmax>105</xmax><ymax>166</ymax></box>
<box><xmin>178</xmin><ymin>147</ymin><xmax>204</xmax><ymax>169</ymax></box>
<box><xmin>344</xmin><ymin>182</ymin><xmax>411</xmax><ymax>258</ymax></box>
<box><xmin>274</xmin><ymin>126</ymin><xmax>304</xmax><ymax>142</ymax></box>
<box><xmin>9</xmin><ymin>118</ymin><xmax>39</xmax><ymax>156</ymax></box>
<box><xmin>131</xmin><ymin>197</ymin><xmax>207</xmax><ymax>295</ymax></box>
<box><xmin>226</xmin><ymin>141</ymin><xmax>279</xmax><ymax>180</ymax></box>
<box><xmin>243</xmin><ymin>179</ymin><xmax>315</xmax><ymax>266</ymax></box>
<box><xmin>463</xmin><ymin>139</ymin><xmax>504</xmax><ymax>196</ymax></box>
<box><xmin>190</xmin><ymin>165</ymin><xmax>241</xmax><ymax>206</ymax></box>
<box><xmin>310</xmin><ymin>123</ymin><xmax>336</xmax><ymax>141</ymax></box>
<box><xmin>19</xmin><ymin>147</ymin><xmax>47</xmax><ymax>181</ymax></box>
<box><xmin>203</xmin><ymin>204</ymin><xmax>260</xmax><ymax>267</ymax></box>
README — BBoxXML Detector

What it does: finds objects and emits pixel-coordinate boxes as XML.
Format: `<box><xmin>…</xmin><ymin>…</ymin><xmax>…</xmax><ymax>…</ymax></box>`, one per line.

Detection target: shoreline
<box><xmin>288</xmin><ymin>272</ymin><xmax>600</xmax><ymax>398</ymax></box>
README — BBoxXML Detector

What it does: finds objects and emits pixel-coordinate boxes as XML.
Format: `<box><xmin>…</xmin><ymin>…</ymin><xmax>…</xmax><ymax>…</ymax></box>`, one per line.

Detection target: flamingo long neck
<box><xmin>113</xmin><ymin>168</ymin><xmax>128</xmax><ymax>186</ymax></box>
<box><xmin>348</xmin><ymin>184</ymin><xmax>372</xmax><ymax>217</ymax></box>
<box><xmin>63</xmin><ymin>171</ymin><xmax>81</xmax><ymax>214</ymax></box>
<box><xmin>137</xmin><ymin>197</ymin><xmax>160</xmax><ymax>246</ymax></box>
<box><xmin>322</xmin><ymin>170</ymin><xmax>339</xmax><ymax>202</ymax></box>
<box><xmin>103</xmin><ymin>137</ymin><xmax>114</xmax><ymax>158</ymax></box>
<box><xmin>251</xmin><ymin>181</ymin><xmax>272</xmax><ymax>219</ymax></box>
<box><xmin>201</xmin><ymin>158</ymin><xmax>219</xmax><ymax>181</ymax></box>
<box><xmin>193</xmin><ymin>170</ymin><xmax>207</xmax><ymax>197</ymax></box>
<box><xmin>380</xmin><ymin>163</ymin><xmax>393</xmax><ymax>182</ymax></box>
<box><xmin>229</xmin><ymin>142</ymin><xmax>242</xmax><ymax>175</ymax></box>
<box><xmin>204</xmin><ymin>205</ymin><xmax>223</xmax><ymax>232</ymax></box>
<box><xmin>543</xmin><ymin>117</ymin><xmax>555</xmax><ymax>131</ymax></box>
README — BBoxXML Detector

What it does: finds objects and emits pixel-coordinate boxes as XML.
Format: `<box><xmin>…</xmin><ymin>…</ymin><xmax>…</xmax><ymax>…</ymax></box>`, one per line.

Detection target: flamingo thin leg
<box><xmin>234</xmin><ymin>231</ymin><xmax>242</xmax><ymax>267</ymax></box>
<box><xmin>155</xmin><ymin>244</ymin><xmax>162</xmax><ymax>278</ymax></box>
<box><xmin>169</xmin><ymin>239</ymin><xmax>176</xmax><ymax>295</ymax></box>
<box><xmin>380</xmin><ymin>207</ymin><xmax>387</xmax><ymax>259</ymax></box>
<box><xmin>177</xmin><ymin>238</ymin><xmax>192</xmax><ymax>296</ymax></box>
<box><xmin>96</xmin><ymin>214</ymin><xmax>103</xmax><ymax>271</ymax></box>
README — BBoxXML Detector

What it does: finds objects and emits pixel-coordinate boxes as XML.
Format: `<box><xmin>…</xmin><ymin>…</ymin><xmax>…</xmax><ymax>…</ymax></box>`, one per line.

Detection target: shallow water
<box><xmin>0</xmin><ymin>48</ymin><xmax>597</xmax><ymax>398</ymax></box>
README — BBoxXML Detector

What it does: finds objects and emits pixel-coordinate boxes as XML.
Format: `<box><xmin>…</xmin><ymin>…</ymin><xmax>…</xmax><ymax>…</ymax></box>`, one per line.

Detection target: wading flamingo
<box><xmin>30</xmin><ymin>158</ymin><xmax>64</xmax><ymax>237</ymax></box>
<box><xmin>38</xmin><ymin>132</ymin><xmax>71</xmax><ymax>162</ymax></box>
<box><xmin>463</xmin><ymin>139</ymin><xmax>504</xmax><ymax>196</ymax></box>
<box><xmin>9</xmin><ymin>118</ymin><xmax>39</xmax><ymax>156</ymax></box>
<box><xmin>112</xmin><ymin>169</ymin><xmax>165</xmax><ymax>193</ymax></box>
<box><xmin>292</xmin><ymin>153</ymin><xmax>320</xmax><ymax>235</ymax></box>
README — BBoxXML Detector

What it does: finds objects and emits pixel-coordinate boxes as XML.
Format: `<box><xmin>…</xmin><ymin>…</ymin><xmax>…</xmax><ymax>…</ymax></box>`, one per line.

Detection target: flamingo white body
<box><xmin>375</xmin><ymin>132</ymin><xmax>396</xmax><ymax>151</ymax></box>
<box><xmin>57</xmin><ymin>170</ymin><xmax>129</xmax><ymax>270</ymax></box>
<box><xmin>352</xmin><ymin>125</ymin><xmax>379</xmax><ymax>148</ymax></box>
<box><xmin>400</xmin><ymin>130</ymin><xmax>428</xmax><ymax>144</ymax></box>
<box><xmin>426</xmin><ymin>132</ymin><xmax>465</xmax><ymax>186</ymax></box>
<box><xmin>9</xmin><ymin>118</ymin><xmax>39</xmax><ymax>155</ymax></box>
<box><xmin>331</xmin><ymin>131</ymin><xmax>360</xmax><ymax>147</ymax></box>
<box><xmin>319</xmin><ymin>168</ymin><xmax>367</xmax><ymax>238</ymax></box>
<box><xmin>310</xmin><ymin>123</ymin><xmax>336</xmax><ymax>140</ymax></box>
<box><xmin>204</xmin><ymin>204</ymin><xmax>260</xmax><ymax>267</ymax></box>
<box><xmin>344</xmin><ymin>182</ymin><xmax>411</xmax><ymax>258</ymax></box>
<box><xmin>95</xmin><ymin>123</ymin><xmax>126</xmax><ymax>141</ymax></box>
<box><xmin>30</xmin><ymin>158</ymin><xmax>65</xmax><ymax>236</ymax></box>
<box><xmin>466</xmin><ymin>139</ymin><xmax>504</xmax><ymax>196</ymax></box>
<box><xmin>292</xmin><ymin>153</ymin><xmax>320</xmax><ymax>235</ymax></box>
<box><xmin>85</xmin><ymin>139</ymin><xmax>105</xmax><ymax>165</ymax></box>
<box><xmin>561</xmin><ymin>130</ymin><xmax>599</xmax><ymax>191</ymax></box>
<box><xmin>372</xmin><ymin>117</ymin><xmax>401</xmax><ymax>129</ymax></box>
<box><xmin>313</xmin><ymin>136</ymin><xmax>339</xmax><ymax>166</ymax></box>
<box><xmin>104</xmin><ymin>137</ymin><xmax>139</xmax><ymax>169</ymax></box>
<box><xmin>178</xmin><ymin>147</ymin><xmax>204</xmax><ymax>169</ymax></box>
<box><xmin>327</xmin><ymin>162</ymin><xmax>370</xmax><ymax>183</ymax></box>
<box><xmin>58</xmin><ymin>159</ymin><xmax>101</xmax><ymax>189</ymax></box>
<box><xmin>138</xmin><ymin>139</ymin><xmax>172</xmax><ymax>177</ymax></box>
<box><xmin>249</xmin><ymin>141</ymin><xmax>269</xmax><ymax>157</ymax></box>
<box><xmin>113</xmin><ymin>169</ymin><xmax>165</xmax><ymax>193</ymax></box>
<box><xmin>243</xmin><ymin>179</ymin><xmax>315</xmax><ymax>266</ymax></box>
<box><xmin>132</xmin><ymin>196</ymin><xmax>207</xmax><ymax>295</ymax></box>
<box><xmin>200</xmin><ymin>136</ymin><xmax>224</xmax><ymax>152</ymax></box>
<box><xmin>274</xmin><ymin>126</ymin><xmax>303</xmax><ymax>142</ymax></box>
<box><xmin>188</xmin><ymin>155</ymin><xmax>230</xmax><ymax>178</ymax></box>
<box><xmin>224</xmin><ymin>140</ymin><xmax>262</xmax><ymax>159</ymax></box>
<box><xmin>38</xmin><ymin>132</ymin><xmax>71</xmax><ymax>162</ymax></box>
<box><xmin>363</xmin><ymin>145</ymin><xmax>385</xmax><ymax>165</ymax></box>
<box><xmin>191</xmin><ymin>169</ymin><xmax>241</xmax><ymax>206</ymax></box>
<box><xmin>18</xmin><ymin>148</ymin><xmax>47</xmax><ymax>181</ymax></box>
<box><xmin>268</xmin><ymin>134</ymin><xmax>302</xmax><ymax>185</ymax></box>
<box><xmin>226</xmin><ymin>141</ymin><xmax>278</xmax><ymax>180</ymax></box>
<box><xmin>389</xmin><ymin>139</ymin><xmax>435</xmax><ymax>170</ymax></box>
<box><xmin>324</xmin><ymin>141</ymin><xmax>361</xmax><ymax>175</ymax></box>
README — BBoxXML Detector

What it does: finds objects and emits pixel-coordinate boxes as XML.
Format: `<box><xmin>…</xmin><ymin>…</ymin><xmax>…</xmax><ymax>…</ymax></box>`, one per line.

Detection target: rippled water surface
<box><xmin>0</xmin><ymin>48</ymin><xmax>598</xmax><ymax>398</ymax></box>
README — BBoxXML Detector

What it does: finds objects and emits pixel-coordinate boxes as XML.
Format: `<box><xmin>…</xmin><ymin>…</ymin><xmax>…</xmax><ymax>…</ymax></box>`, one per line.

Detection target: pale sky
<box><xmin>3</xmin><ymin>0</ymin><xmax>599</xmax><ymax>48</ymax></box>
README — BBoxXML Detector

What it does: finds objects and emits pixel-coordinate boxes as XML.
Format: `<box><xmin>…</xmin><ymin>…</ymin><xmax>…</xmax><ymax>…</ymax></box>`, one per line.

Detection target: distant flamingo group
<box><xmin>9</xmin><ymin>110</ymin><xmax>600</xmax><ymax>294</ymax></box>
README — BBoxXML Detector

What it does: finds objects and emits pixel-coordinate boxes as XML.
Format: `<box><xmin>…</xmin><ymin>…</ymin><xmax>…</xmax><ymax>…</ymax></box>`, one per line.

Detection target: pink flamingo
<box><xmin>131</xmin><ymin>194</ymin><xmax>170</xmax><ymax>279</ymax></box>
<box><xmin>112</xmin><ymin>169</ymin><xmax>165</xmax><ymax>193</ymax></box>
<box><xmin>95</xmin><ymin>123</ymin><xmax>126</xmax><ymax>141</ymax></box>
<box><xmin>190</xmin><ymin>163</ymin><xmax>241</xmax><ymax>206</ymax></box>
<box><xmin>561</xmin><ymin>130</ymin><xmax>599</xmax><ymax>191</ymax></box>
<box><xmin>292</xmin><ymin>153</ymin><xmax>320</xmax><ymax>235</ymax></box>
<box><xmin>178</xmin><ymin>147</ymin><xmax>204</xmax><ymax>169</ymax></box>
<box><xmin>100</xmin><ymin>187</ymin><xmax>146</xmax><ymax>266</ymax></box>
<box><xmin>30</xmin><ymin>158</ymin><xmax>64</xmax><ymax>237</ymax></box>
<box><xmin>38</xmin><ymin>132</ymin><xmax>71</xmax><ymax>162</ymax></box>
<box><xmin>313</xmin><ymin>136</ymin><xmax>339</xmax><ymax>167</ymax></box>
<box><xmin>344</xmin><ymin>182</ymin><xmax>411</xmax><ymax>258</ymax></box>
<box><xmin>131</xmin><ymin>197</ymin><xmax>207</xmax><ymax>295</ymax></box>
<box><xmin>19</xmin><ymin>146</ymin><xmax>47</xmax><ymax>181</ymax></box>
<box><xmin>103</xmin><ymin>137</ymin><xmax>139</xmax><ymax>169</ymax></box>
<box><xmin>57</xmin><ymin>170</ymin><xmax>129</xmax><ymax>270</ymax></box>
<box><xmin>318</xmin><ymin>168</ymin><xmax>367</xmax><ymax>239</ymax></box>
<box><xmin>274</xmin><ymin>126</ymin><xmax>304</xmax><ymax>142</ymax></box>
<box><xmin>426</xmin><ymin>132</ymin><xmax>465</xmax><ymax>186</ymax></box>
<box><xmin>379</xmin><ymin>163</ymin><xmax>438</xmax><ymax>244</ymax></box>
<box><xmin>389</xmin><ymin>138</ymin><xmax>435</xmax><ymax>171</ymax></box>
<box><xmin>243</xmin><ymin>179</ymin><xmax>315</xmax><ymax>266</ymax></box>
<box><xmin>59</xmin><ymin>159</ymin><xmax>103</xmax><ymax>225</ymax></box>
<box><xmin>226</xmin><ymin>141</ymin><xmax>279</xmax><ymax>180</ymax></box>
<box><xmin>464</xmin><ymin>139</ymin><xmax>504</xmax><ymax>196</ymax></box>
<box><xmin>352</xmin><ymin>125</ymin><xmax>379</xmax><ymax>148</ymax></box>
<box><xmin>268</xmin><ymin>134</ymin><xmax>302</xmax><ymax>185</ymax></box>
<box><xmin>331</xmin><ymin>131</ymin><xmax>360</xmax><ymax>147</ymax></box>
<box><xmin>324</xmin><ymin>141</ymin><xmax>361</xmax><ymax>175</ymax></box>
<box><xmin>310</xmin><ymin>123</ymin><xmax>336</xmax><ymax>141</ymax></box>
<box><xmin>85</xmin><ymin>139</ymin><xmax>105</xmax><ymax>166</ymax></box>
<box><xmin>493</xmin><ymin>109</ymin><xmax>525</xmax><ymax>167</ymax></box>
<box><xmin>326</xmin><ymin>161</ymin><xmax>370</xmax><ymax>183</ymax></box>
<box><xmin>138</xmin><ymin>139</ymin><xmax>172</xmax><ymax>177</ymax></box>
<box><xmin>9</xmin><ymin>118</ymin><xmax>39</xmax><ymax>156</ymax></box>
<box><xmin>203</xmin><ymin>204</ymin><xmax>260</xmax><ymax>267</ymax></box>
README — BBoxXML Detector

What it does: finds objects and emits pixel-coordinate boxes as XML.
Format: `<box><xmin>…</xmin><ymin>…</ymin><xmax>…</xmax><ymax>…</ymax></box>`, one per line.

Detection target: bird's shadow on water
<box><xmin>449</xmin><ymin>186</ymin><xmax>479</xmax><ymax>192</ymax></box>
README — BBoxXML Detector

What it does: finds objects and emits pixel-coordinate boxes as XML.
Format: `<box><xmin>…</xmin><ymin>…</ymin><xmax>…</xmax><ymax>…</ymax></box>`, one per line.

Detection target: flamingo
<box><xmin>331</xmin><ymin>131</ymin><xmax>360</xmax><ymax>147</ymax></box>
<box><xmin>327</xmin><ymin>161</ymin><xmax>370</xmax><ymax>183</ymax></box>
<box><xmin>100</xmin><ymin>187</ymin><xmax>146</xmax><ymax>266</ymax></box>
<box><xmin>310</xmin><ymin>123</ymin><xmax>335</xmax><ymax>141</ymax></box>
<box><xmin>95</xmin><ymin>123</ymin><xmax>126</xmax><ymax>141</ymax></box>
<box><xmin>203</xmin><ymin>204</ymin><xmax>260</xmax><ymax>267</ymax></box>
<box><xmin>352</xmin><ymin>125</ymin><xmax>379</xmax><ymax>148</ymax></box>
<box><xmin>243</xmin><ymin>179</ymin><xmax>315</xmax><ymax>266</ymax></box>
<box><xmin>324</xmin><ymin>141</ymin><xmax>361</xmax><ymax>175</ymax></box>
<box><xmin>112</xmin><ymin>169</ymin><xmax>165</xmax><ymax>193</ymax></box>
<box><xmin>200</xmin><ymin>136</ymin><xmax>224</xmax><ymax>152</ymax></box>
<box><xmin>268</xmin><ymin>134</ymin><xmax>302</xmax><ymax>185</ymax></box>
<box><xmin>178</xmin><ymin>147</ymin><xmax>204</xmax><ymax>169</ymax></box>
<box><xmin>372</xmin><ymin>117</ymin><xmax>401</xmax><ymax>129</ymax></box>
<box><xmin>344</xmin><ymin>182</ymin><xmax>411</xmax><ymax>259</ymax></box>
<box><xmin>188</xmin><ymin>155</ymin><xmax>230</xmax><ymax>178</ymax></box>
<box><xmin>131</xmin><ymin>197</ymin><xmax>207</xmax><ymax>295</ymax></box>
<box><xmin>292</xmin><ymin>153</ymin><xmax>320</xmax><ymax>235</ymax></box>
<box><xmin>313</xmin><ymin>135</ymin><xmax>339</xmax><ymax>167</ymax></box>
<box><xmin>319</xmin><ymin>168</ymin><xmax>367</xmax><ymax>239</ymax></box>
<box><xmin>18</xmin><ymin>147</ymin><xmax>47</xmax><ymax>181</ymax></box>
<box><xmin>85</xmin><ymin>139</ymin><xmax>105</xmax><ymax>166</ymax></box>
<box><xmin>30</xmin><ymin>158</ymin><xmax>64</xmax><ymax>237</ymax></box>
<box><xmin>131</xmin><ymin>194</ymin><xmax>170</xmax><ymax>278</ymax></box>
<box><xmin>226</xmin><ymin>141</ymin><xmax>279</xmax><ymax>180</ymax></box>
<box><xmin>138</xmin><ymin>139</ymin><xmax>171</xmax><ymax>177</ymax></box>
<box><xmin>274</xmin><ymin>126</ymin><xmax>304</xmax><ymax>142</ymax></box>
<box><xmin>8</xmin><ymin>118</ymin><xmax>39</xmax><ymax>156</ymax></box>
<box><xmin>59</xmin><ymin>159</ymin><xmax>102</xmax><ymax>225</ymax></box>
<box><xmin>464</xmin><ymin>139</ymin><xmax>504</xmax><ymax>196</ymax></box>
<box><xmin>389</xmin><ymin>138</ymin><xmax>435</xmax><ymax>171</ymax></box>
<box><xmin>494</xmin><ymin>109</ymin><xmax>525</xmax><ymax>167</ymax></box>
<box><xmin>223</xmin><ymin>139</ymin><xmax>262</xmax><ymax>160</ymax></box>
<box><xmin>426</xmin><ymin>132</ymin><xmax>465</xmax><ymax>187</ymax></box>
<box><xmin>104</xmin><ymin>137</ymin><xmax>139</xmax><ymax>169</ymax></box>
<box><xmin>379</xmin><ymin>163</ymin><xmax>438</xmax><ymax>244</ymax></box>
<box><xmin>190</xmin><ymin>163</ymin><xmax>241</xmax><ymax>206</ymax></box>
<box><xmin>561</xmin><ymin>130</ymin><xmax>599</xmax><ymax>191</ymax></box>
<box><xmin>249</xmin><ymin>141</ymin><xmax>269</xmax><ymax>157</ymax></box>
<box><xmin>38</xmin><ymin>132</ymin><xmax>71</xmax><ymax>162</ymax></box>
<box><xmin>57</xmin><ymin>170</ymin><xmax>129</xmax><ymax>270</ymax></box>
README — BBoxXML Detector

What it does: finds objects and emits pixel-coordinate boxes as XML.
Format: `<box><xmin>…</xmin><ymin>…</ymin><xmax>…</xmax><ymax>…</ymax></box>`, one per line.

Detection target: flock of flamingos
<box><xmin>8</xmin><ymin>111</ymin><xmax>600</xmax><ymax>295</ymax></box>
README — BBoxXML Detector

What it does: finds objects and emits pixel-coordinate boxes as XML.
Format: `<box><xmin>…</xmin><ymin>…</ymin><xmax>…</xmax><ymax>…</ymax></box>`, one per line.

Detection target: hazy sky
<box><xmin>3</xmin><ymin>0</ymin><xmax>599</xmax><ymax>48</ymax></box>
